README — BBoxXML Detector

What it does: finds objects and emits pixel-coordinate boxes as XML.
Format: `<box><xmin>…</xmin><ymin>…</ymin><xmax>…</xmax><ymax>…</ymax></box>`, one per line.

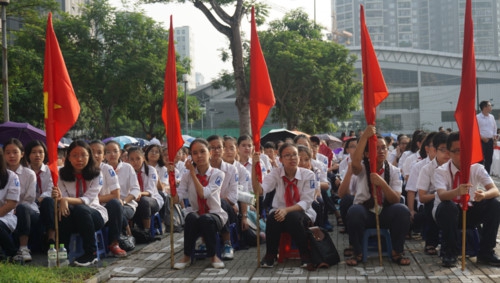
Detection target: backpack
<box><xmin>307</xmin><ymin>226</ymin><xmax>340</xmax><ymax>269</ymax></box>
<box><xmin>164</xmin><ymin>197</ymin><xmax>185</xmax><ymax>232</ymax></box>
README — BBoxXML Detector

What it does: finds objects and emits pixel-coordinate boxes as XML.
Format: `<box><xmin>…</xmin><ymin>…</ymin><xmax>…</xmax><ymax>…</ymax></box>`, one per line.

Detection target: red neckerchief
<box><xmin>75</xmin><ymin>174</ymin><xmax>87</xmax><ymax>197</ymax></box>
<box><xmin>137</xmin><ymin>171</ymin><xmax>144</xmax><ymax>192</ymax></box>
<box><xmin>196</xmin><ymin>173</ymin><xmax>210</xmax><ymax>215</ymax></box>
<box><xmin>36</xmin><ymin>171</ymin><xmax>42</xmax><ymax>195</ymax></box>
<box><xmin>448</xmin><ymin>162</ymin><xmax>469</xmax><ymax>206</ymax></box>
<box><xmin>374</xmin><ymin>167</ymin><xmax>384</xmax><ymax>205</ymax></box>
<box><xmin>282</xmin><ymin>176</ymin><xmax>300</xmax><ymax>206</ymax></box>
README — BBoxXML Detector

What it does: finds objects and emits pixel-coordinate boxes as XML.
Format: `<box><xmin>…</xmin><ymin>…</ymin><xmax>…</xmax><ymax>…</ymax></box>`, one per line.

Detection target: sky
<box><xmin>109</xmin><ymin>0</ymin><xmax>333</xmax><ymax>82</ymax></box>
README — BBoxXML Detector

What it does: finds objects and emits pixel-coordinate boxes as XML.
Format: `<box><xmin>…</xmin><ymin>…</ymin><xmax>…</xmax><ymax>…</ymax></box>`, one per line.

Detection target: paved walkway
<box><xmin>79</xmin><ymin>177</ymin><xmax>500</xmax><ymax>282</ymax></box>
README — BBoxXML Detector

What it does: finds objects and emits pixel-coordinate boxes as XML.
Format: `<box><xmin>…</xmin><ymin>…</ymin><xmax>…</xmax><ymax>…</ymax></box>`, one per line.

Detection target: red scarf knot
<box><xmin>75</xmin><ymin>173</ymin><xmax>87</xmax><ymax>197</ymax></box>
<box><xmin>282</xmin><ymin>176</ymin><xmax>300</xmax><ymax>207</ymax></box>
<box><xmin>196</xmin><ymin>174</ymin><xmax>209</xmax><ymax>215</ymax></box>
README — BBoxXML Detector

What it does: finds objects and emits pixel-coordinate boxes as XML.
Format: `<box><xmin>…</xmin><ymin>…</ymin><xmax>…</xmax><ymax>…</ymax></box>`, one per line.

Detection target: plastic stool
<box><xmin>150</xmin><ymin>212</ymin><xmax>163</xmax><ymax>238</ymax></box>
<box><xmin>68</xmin><ymin>230</ymin><xmax>106</xmax><ymax>263</ymax></box>
<box><xmin>362</xmin><ymin>228</ymin><xmax>392</xmax><ymax>262</ymax></box>
<box><xmin>278</xmin><ymin>232</ymin><xmax>300</xmax><ymax>263</ymax></box>
<box><xmin>191</xmin><ymin>233</ymin><xmax>222</xmax><ymax>263</ymax></box>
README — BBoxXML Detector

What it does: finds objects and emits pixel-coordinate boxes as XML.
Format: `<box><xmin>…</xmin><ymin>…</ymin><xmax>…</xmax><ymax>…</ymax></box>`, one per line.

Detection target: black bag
<box><xmin>307</xmin><ymin>226</ymin><xmax>340</xmax><ymax>268</ymax></box>
<box><xmin>118</xmin><ymin>234</ymin><xmax>136</xmax><ymax>251</ymax></box>
<box><xmin>164</xmin><ymin>197</ymin><xmax>185</xmax><ymax>233</ymax></box>
<box><xmin>131</xmin><ymin>227</ymin><xmax>160</xmax><ymax>244</ymax></box>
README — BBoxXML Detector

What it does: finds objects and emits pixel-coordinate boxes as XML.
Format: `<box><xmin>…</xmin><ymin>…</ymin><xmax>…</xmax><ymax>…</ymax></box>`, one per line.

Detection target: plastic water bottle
<box><xmin>58</xmin><ymin>244</ymin><xmax>69</xmax><ymax>267</ymax></box>
<box><xmin>47</xmin><ymin>244</ymin><xmax>57</xmax><ymax>268</ymax></box>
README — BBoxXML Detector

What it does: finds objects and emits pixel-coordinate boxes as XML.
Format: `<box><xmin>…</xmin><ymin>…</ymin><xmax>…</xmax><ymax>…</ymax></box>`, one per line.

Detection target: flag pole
<box><xmin>170</xmin><ymin>191</ymin><xmax>175</xmax><ymax>268</ymax></box>
<box><xmin>372</xmin><ymin>183</ymin><xmax>383</xmax><ymax>266</ymax></box>
<box><xmin>461</xmin><ymin>209</ymin><xmax>466</xmax><ymax>270</ymax></box>
<box><xmin>256</xmin><ymin>183</ymin><xmax>261</xmax><ymax>268</ymax></box>
<box><xmin>54</xmin><ymin>194</ymin><xmax>59</xmax><ymax>267</ymax></box>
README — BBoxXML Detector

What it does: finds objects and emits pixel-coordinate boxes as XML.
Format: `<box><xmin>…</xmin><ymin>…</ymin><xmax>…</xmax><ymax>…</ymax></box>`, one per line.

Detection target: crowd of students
<box><xmin>1</xmin><ymin>125</ymin><xmax>500</xmax><ymax>269</ymax></box>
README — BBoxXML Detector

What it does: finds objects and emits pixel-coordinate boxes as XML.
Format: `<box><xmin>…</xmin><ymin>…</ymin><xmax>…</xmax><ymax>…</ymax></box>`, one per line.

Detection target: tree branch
<box><xmin>193</xmin><ymin>0</ymin><xmax>231</xmax><ymax>37</ymax></box>
<box><xmin>208</xmin><ymin>0</ymin><xmax>232</xmax><ymax>25</ymax></box>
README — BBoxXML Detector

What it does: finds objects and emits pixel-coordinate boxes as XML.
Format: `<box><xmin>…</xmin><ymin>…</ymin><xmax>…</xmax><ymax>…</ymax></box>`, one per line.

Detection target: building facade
<box><xmin>174</xmin><ymin>26</ymin><xmax>196</xmax><ymax>89</ymax></box>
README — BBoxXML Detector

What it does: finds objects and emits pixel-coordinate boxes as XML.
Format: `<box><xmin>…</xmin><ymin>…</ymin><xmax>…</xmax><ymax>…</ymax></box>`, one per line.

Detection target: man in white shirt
<box><xmin>476</xmin><ymin>100</ymin><xmax>498</xmax><ymax>174</ymax></box>
<box><xmin>433</xmin><ymin>132</ymin><xmax>500</xmax><ymax>267</ymax></box>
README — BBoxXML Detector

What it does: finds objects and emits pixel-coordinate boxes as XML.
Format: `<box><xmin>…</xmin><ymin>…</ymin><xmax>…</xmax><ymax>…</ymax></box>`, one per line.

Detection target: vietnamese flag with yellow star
<box><xmin>43</xmin><ymin>12</ymin><xmax>80</xmax><ymax>184</ymax></box>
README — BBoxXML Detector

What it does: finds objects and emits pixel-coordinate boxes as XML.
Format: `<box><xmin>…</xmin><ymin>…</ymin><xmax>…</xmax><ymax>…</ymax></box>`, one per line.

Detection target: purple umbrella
<box><xmin>0</xmin><ymin>121</ymin><xmax>46</xmax><ymax>147</ymax></box>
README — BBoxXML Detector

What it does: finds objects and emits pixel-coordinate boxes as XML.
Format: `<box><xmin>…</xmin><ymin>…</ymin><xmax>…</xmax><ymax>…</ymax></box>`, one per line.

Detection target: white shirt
<box><xmin>215</xmin><ymin>160</ymin><xmax>239</xmax><ymax>205</ymax></box>
<box><xmin>154</xmin><ymin>164</ymin><xmax>169</xmax><ymax>187</ymax></box>
<box><xmin>114</xmin><ymin>162</ymin><xmax>141</xmax><ymax>211</ymax></box>
<box><xmin>476</xmin><ymin>112</ymin><xmax>497</xmax><ymax>139</ymax></box>
<box><xmin>398</xmin><ymin>150</ymin><xmax>412</xmax><ymax>169</ymax></box>
<box><xmin>433</xmin><ymin>161</ymin><xmax>493</xmax><ymax>218</ymax></box>
<box><xmin>406</xmin><ymin>157</ymin><xmax>431</xmax><ymax>193</ymax></box>
<box><xmin>28</xmin><ymin>164</ymin><xmax>54</xmax><ymax>199</ymax></box>
<box><xmin>417</xmin><ymin>158</ymin><xmax>441</xmax><ymax>195</ymax></box>
<box><xmin>231</xmin><ymin>160</ymin><xmax>250</xmax><ymax>193</ymax></box>
<box><xmin>58</xmin><ymin>173</ymin><xmax>108</xmax><ymax>223</ymax></box>
<box><xmin>260</xmin><ymin>167</ymin><xmax>316</xmax><ymax>221</ymax></box>
<box><xmin>353</xmin><ymin>162</ymin><xmax>403</xmax><ymax>205</ymax></box>
<box><xmin>0</xmin><ymin>170</ymin><xmax>20</xmax><ymax>231</ymax></box>
<box><xmin>177</xmin><ymin>166</ymin><xmax>228</xmax><ymax>225</ymax></box>
<box><xmin>242</xmin><ymin>157</ymin><xmax>268</xmax><ymax>193</ymax></box>
<box><xmin>403</xmin><ymin>152</ymin><xmax>420</xmax><ymax>178</ymax></box>
<box><xmin>339</xmin><ymin>155</ymin><xmax>350</xmax><ymax>179</ymax></box>
<box><xmin>98</xmin><ymin>163</ymin><xmax>120</xmax><ymax>197</ymax></box>
<box><xmin>13</xmin><ymin>165</ymin><xmax>38</xmax><ymax>213</ymax></box>
<box><xmin>137</xmin><ymin>164</ymin><xmax>164</xmax><ymax>209</ymax></box>
<box><xmin>316</xmin><ymin>153</ymin><xmax>329</xmax><ymax>171</ymax></box>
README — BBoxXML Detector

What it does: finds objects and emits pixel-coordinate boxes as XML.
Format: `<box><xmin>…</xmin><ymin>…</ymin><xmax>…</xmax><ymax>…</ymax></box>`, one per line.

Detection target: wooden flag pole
<box><xmin>170</xmin><ymin>195</ymin><xmax>175</xmax><ymax>269</ymax></box>
<box><xmin>372</xmin><ymin>184</ymin><xmax>383</xmax><ymax>266</ymax></box>
<box><xmin>461</xmin><ymin>209</ymin><xmax>467</xmax><ymax>271</ymax></box>
<box><xmin>54</xmin><ymin>195</ymin><xmax>59</xmax><ymax>267</ymax></box>
<box><xmin>256</xmin><ymin>185</ymin><xmax>261</xmax><ymax>268</ymax></box>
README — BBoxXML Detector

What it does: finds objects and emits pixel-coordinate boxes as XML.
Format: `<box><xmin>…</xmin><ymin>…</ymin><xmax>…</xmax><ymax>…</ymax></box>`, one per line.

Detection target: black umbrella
<box><xmin>260</xmin><ymin>129</ymin><xmax>309</xmax><ymax>146</ymax></box>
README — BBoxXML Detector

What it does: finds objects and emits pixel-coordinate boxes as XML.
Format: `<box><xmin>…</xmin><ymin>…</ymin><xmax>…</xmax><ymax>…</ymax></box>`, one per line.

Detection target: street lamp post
<box><xmin>182</xmin><ymin>74</ymin><xmax>188</xmax><ymax>134</ymax></box>
<box><xmin>1</xmin><ymin>0</ymin><xmax>9</xmax><ymax>122</ymax></box>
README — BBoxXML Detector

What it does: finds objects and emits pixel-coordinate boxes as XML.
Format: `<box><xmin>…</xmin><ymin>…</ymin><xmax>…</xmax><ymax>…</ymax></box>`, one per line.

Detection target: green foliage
<box><xmin>0</xmin><ymin>263</ymin><xmax>96</xmax><ymax>283</ymax></box>
<box><xmin>259</xmin><ymin>9</ymin><xmax>362</xmax><ymax>133</ymax></box>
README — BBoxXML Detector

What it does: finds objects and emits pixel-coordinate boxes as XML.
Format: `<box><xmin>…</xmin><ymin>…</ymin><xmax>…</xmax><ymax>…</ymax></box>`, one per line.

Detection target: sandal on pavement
<box><xmin>392</xmin><ymin>252</ymin><xmax>411</xmax><ymax>266</ymax></box>
<box><xmin>344</xmin><ymin>247</ymin><xmax>354</xmax><ymax>257</ymax></box>
<box><xmin>336</xmin><ymin>216</ymin><xmax>345</xmax><ymax>226</ymax></box>
<box><xmin>345</xmin><ymin>254</ymin><xmax>362</xmax><ymax>266</ymax></box>
<box><xmin>424</xmin><ymin>246</ymin><xmax>437</xmax><ymax>256</ymax></box>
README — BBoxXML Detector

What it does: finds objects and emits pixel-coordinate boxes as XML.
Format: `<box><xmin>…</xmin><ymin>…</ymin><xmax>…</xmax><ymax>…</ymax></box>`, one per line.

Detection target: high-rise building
<box><xmin>56</xmin><ymin>0</ymin><xmax>90</xmax><ymax>16</ymax></box>
<box><xmin>174</xmin><ymin>26</ymin><xmax>196</xmax><ymax>89</ymax></box>
<box><xmin>333</xmin><ymin>0</ymin><xmax>500</xmax><ymax>57</ymax></box>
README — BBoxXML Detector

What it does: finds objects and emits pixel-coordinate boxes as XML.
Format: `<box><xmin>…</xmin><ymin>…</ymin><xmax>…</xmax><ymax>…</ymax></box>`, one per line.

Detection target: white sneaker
<box><xmin>18</xmin><ymin>248</ymin><xmax>32</xmax><ymax>262</ymax></box>
<box><xmin>221</xmin><ymin>244</ymin><xmax>234</xmax><ymax>260</ymax></box>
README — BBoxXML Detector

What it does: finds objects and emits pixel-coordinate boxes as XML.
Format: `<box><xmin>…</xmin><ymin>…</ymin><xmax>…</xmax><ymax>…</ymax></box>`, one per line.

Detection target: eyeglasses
<box><xmin>436</xmin><ymin>147</ymin><xmax>448</xmax><ymax>153</ymax></box>
<box><xmin>449</xmin><ymin>148</ymin><xmax>460</xmax><ymax>154</ymax></box>
<box><xmin>282</xmin><ymin>153</ymin><xmax>298</xmax><ymax>159</ymax></box>
<box><xmin>376</xmin><ymin>146</ymin><xmax>388</xmax><ymax>151</ymax></box>
<box><xmin>210</xmin><ymin>146</ymin><xmax>223</xmax><ymax>151</ymax></box>
<box><xmin>149</xmin><ymin>150</ymin><xmax>160</xmax><ymax>155</ymax></box>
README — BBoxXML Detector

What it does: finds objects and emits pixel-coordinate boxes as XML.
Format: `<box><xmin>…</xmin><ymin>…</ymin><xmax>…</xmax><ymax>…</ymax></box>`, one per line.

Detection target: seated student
<box><xmin>144</xmin><ymin>144</ymin><xmax>169</xmax><ymax>227</ymax></box>
<box><xmin>252</xmin><ymin>143</ymin><xmax>316</xmax><ymax>268</ymax></box>
<box><xmin>173</xmin><ymin>138</ymin><xmax>227</xmax><ymax>270</ymax></box>
<box><xmin>263</xmin><ymin>141</ymin><xmax>279</xmax><ymax>169</ymax></box>
<box><xmin>24</xmin><ymin>140</ymin><xmax>56</xmax><ymax>250</ymax></box>
<box><xmin>416</xmin><ymin>131</ymin><xmax>450</xmax><ymax>256</ymax></box>
<box><xmin>405</xmin><ymin>132</ymin><xmax>437</xmax><ymax>236</ymax></box>
<box><xmin>0</xmin><ymin>148</ymin><xmax>21</xmax><ymax>262</ymax></box>
<box><xmin>89</xmin><ymin>140</ymin><xmax>126</xmax><ymax>258</ymax></box>
<box><xmin>4</xmin><ymin>139</ymin><xmax>37</xmax><ymax>262</ymax></box>
<box><xmin>53</xmin><ymin>140</ymin><xmax>108</xmax><ymax>266</ymax></box>
<box><xmin>104</xmin><ymin>141</ymin><xmax>140</xmax><ymax>243</ymax></box>
<box><xmin>127</xmin><ymin>147</ymin><xmax>164</xmax><ymax>234</ymax></box>
<box><xmin>434</xmin><ymin>132</ymin><xmax>500</xmax><ymax>267</ymax></box>
<box><xmin>345</xmin><ymin>125</ymin><xmax>410</xmax><ymax>266</ymax></box>
<box><xmin>207</xmin><ymin>135</ymin><xmax>238</xmax><ymax>260</ymax></box>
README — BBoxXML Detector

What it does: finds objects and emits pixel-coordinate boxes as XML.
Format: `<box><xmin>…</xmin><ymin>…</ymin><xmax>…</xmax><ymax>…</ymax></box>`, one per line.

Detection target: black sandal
<box><xmin>424</xmin><ymin>246</ymin><xmax>437</xmax><ymax>256</ymax></box>
<box><xmin>344</xmin><ymin>247</ymin><xmax>354</xmax><ymax>257</ymax></box>
<box><xmin>345</xmin><ymin>254</ymin><xmax>362</xmax><ymax>266</ymax></box>
<box><xmin>391</xmin><ymin>253</ymin><xmax>411</xmax><ymax>266</ymax></box>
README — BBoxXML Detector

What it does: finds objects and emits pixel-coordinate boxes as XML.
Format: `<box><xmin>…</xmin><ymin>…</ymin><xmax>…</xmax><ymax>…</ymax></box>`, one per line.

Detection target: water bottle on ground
<box><xmin>58</xmin><ymin>243</ymin><xmax>69</xmax><ymax>267</ymax></box>
<box><xmin>47</xmin><ymin>244</ymin><xmax>57</xmax><ymax>268</ymax></box>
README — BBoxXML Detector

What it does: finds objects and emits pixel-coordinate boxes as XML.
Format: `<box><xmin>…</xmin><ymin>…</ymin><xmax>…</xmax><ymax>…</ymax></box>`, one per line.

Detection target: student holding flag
<box><xmin>433</xmin><ymin>132</ymin><xmax>500</xmax><ymax>267</ymax></box>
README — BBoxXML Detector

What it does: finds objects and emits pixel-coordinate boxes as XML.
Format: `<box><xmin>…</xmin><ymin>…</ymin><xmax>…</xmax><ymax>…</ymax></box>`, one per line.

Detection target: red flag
<box><xmin>249</xmin><ymin>6</ymin><xmax>275</xmax><ymax>182</ymax></box>
<box><xmin>454</xmin><ymin>0</ymin><xmax>482</xmax><ymax>211</ymax></box>
<box><xmin>43</xmin><ymin>12</ymin><xmax>80</xmax><ymax>184</ymax></box>
<box><xmin>162</xmin><ymin>16</ymin><xmax>184</xmax><ymax>197</ymax></box>
<box><xmin>360</xmin><ymin>4</ymin><xmax>389</xmax><ymax>173</ymax></box>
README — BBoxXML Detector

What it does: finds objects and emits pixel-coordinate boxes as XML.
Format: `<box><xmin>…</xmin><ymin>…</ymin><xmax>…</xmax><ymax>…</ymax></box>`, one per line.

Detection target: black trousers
<box><xmin>481</xmin><ymin>139</ymin><xmax>494</xmax><ymax>174</ymax></box>
<box><xmin>265</xmin><ymin>210</ymin><xmax>311</xmax><ymax>259</ymax></box>
<box><xmin>183</xmin><ymin>212</ymin><xmax>223</xmax><ymax>257</ymax></box>
<box><xmin>423</xmin><ymin>201</ymin><xmax>439</xmax><ymax>247</ymax></box>
<box><xmin>346</xmin><ymin>203</ymin><xmax>410</xmax><ymax>255</ymax></box>
<box><xmin>104</xmin><ymin>199</ymin><xmax>123</xmax><ymax>243</ymax></box>
<box><xmin>0</xmin><ymin>221</ymin><xmax>16</xmax><ymax>257</ymax></box>
<box><xmin>436</xmin><ymin>199</ymin><xmax>500</xmax><ymax>257</ymax></box>
<box><xmin>134</xmin><ymin>196</ymin><xmax>160</xmax><ymax>228</ymax></box>
<box><xmin>59</xmin><ymin>205</ymin><xmax>104</xmax><ymax>255</ymax></box>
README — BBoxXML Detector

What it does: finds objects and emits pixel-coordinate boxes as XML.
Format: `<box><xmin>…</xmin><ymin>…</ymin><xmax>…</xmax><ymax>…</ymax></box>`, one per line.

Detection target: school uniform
<box><xmin>29</xmin><ymin>164</ymin><xmax>55</xmax><ymax>233</ymax></box>
<box><xmin>154</xmin><ymin>164</ymin><xmax>169</xmax><ymax>224</ymax></box>
<box><xmin>347</xmin><ymin>161</ymin><xmax>409</xmax><ymax>256</ymax></box>
<box><xmin>134</xmin><ymin>164</ymin><xmax>163</xmax><ymax>228</ymax></box>
<box><xmin>433</xmin><ymin>161</ymin><xmax>500</xmax><ymax>260</ymax></box>
<box><xmin>13</xmin><ymin>166</ymin><xmax>39</xmax><ymax>242</ymax></box>
<box><xmin>0</xmin><ymin>170</ymin><xmax>20</xmax><ymax>257</ymax></box>
<box><xmin>178</xmin><ymin>166</ymin><xmax>227</xmax><ymax>257</ymax></box>
<box><xmin>99</xmin><ymin>163</ymin><xmax>122</xmax><ymax>245</ymax></box>
<box><xmin>416</xmin><ymin>158</ymin><xmax>441</xmax><ymax>249</ymax></box>
<box><xmin>260</xmin><ymin>167</ymin><xmax>316</xmax><ymax>260</ymax></box>
<box><xmin>58</xmin><ymin>173</ymin><xmax>107</xmax><ymax>256</ymax></box>
<box><xmin>405</xmin><ymin>157</ymin><xmax>429</xmax><ymax>233</ymax></box>
<box><xmin>114</xmin><ymin>161</ymin><xmax>140</xmax><ymax>223</ymax></box>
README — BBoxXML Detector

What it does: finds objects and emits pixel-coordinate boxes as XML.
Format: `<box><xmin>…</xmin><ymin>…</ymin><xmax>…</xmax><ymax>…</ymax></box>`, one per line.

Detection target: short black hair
<box><xmin>263</xmin><ymin>141</ymin><xmax>275</xmax><ymax>150</ymax></box>
<box><xmin>446</xmin><ymin>132</ymin><xmax>460</xmax><ymax>150</ymax></box>
<box><xmin>432</xmin><ymin>132</ymin><xmax>449</xmax><ymax>148</ymax></box>
<box><xmin>479</xmin><ymin>100</ymin><xmax>490</xmax><ymax>110</ymax></box>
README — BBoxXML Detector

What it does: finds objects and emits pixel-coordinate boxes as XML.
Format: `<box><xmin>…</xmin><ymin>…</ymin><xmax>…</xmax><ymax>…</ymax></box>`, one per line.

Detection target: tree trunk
<box><xmin>230</xmin><ymin>21</ymin><xmax>250</xmax><ymax>136</ymax></box>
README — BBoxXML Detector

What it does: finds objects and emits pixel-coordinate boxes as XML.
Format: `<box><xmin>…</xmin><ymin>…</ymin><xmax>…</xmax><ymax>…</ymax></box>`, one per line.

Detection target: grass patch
<box><xmin>0</xmin><ymin>263</ymin><xmax>97</xmax><ymax>283</ymax></box>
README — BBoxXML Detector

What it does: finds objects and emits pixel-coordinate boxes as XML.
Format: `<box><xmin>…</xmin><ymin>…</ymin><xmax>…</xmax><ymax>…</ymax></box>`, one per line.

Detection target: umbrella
<box><xmin>381</xmin><ymin>132</ymin><xmax>398</xmax><ymax>140</ymax></box>
<box><xmin>0</xmin><ymin>121</ymin><xmax>46</xmax><ymax>146</ymax></box>
<box><xmin>314</xmin><ymin>133</ymin><xmax>342</xmax><ymax>149</ymax></box>
<box><xmin>260</xmin><ymin>129</ymin><xmax>309</xmax><ymax>145</ymax></box>
<box><xmin>136</xmin><ymin>138</ymin><xmax>151</xmax><ymax>147</ymax></box>
<box><xmin>101</xmin><ymin>137</ymin><xmax>115</xmax><ymax>144</ymax></box>
<box><xmin>113</xmin><ymin>135</ymin><xmax>138</xmax><ymax>149</ymax></box>
<box><xmin>182</xmin><ymin>135</ymin><xmax>195</xmax><ymax>147</ymax></box>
